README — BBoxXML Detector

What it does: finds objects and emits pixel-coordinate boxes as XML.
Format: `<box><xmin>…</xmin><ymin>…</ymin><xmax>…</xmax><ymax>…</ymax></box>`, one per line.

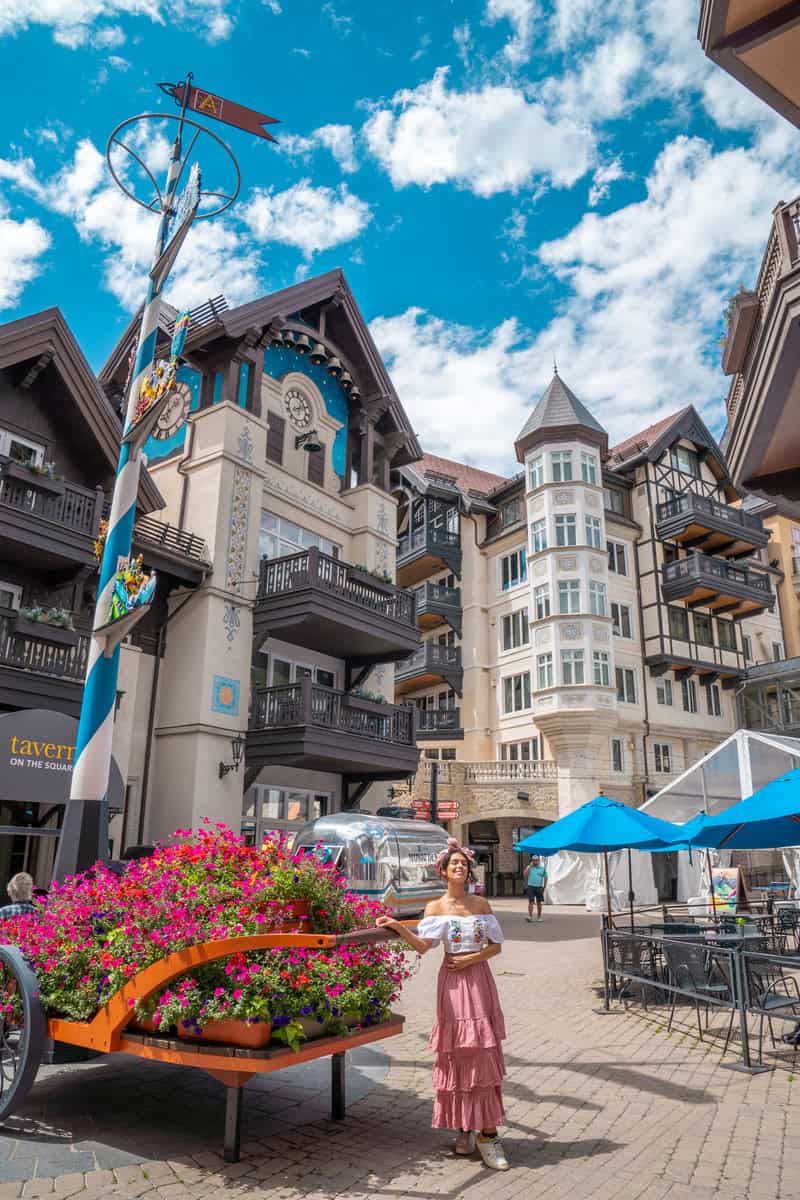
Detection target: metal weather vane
<box><xmin>54</xmin><ymin>73</ymin><xmax>277</xmax><ymax>880</ymax></box>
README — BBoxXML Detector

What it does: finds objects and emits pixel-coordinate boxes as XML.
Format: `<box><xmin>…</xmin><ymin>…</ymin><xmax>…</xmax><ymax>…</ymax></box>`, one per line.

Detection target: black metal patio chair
<box><xmin>662</xmin><ymin>940</ymin><xmax>732</xmax><ymax>1041</ymax></box>
<box><xmin>744</xmin><ymin>955</ymin><xmax>800</xmax><ymax>1064</ymax></box>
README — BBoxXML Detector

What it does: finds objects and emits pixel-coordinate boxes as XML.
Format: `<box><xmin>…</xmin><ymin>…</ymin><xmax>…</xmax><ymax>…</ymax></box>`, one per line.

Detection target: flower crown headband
<box><xmin>435</xmin><ymin>836</ymin><xmax>476</xmax><ymax>871</ymax></box>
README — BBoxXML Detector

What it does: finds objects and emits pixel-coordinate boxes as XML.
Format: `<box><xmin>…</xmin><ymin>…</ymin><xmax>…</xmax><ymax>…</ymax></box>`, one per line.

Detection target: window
<box><xmin>607</xmin><ymin>540</ymin><xmax>627</xmax><ymax>575</ymax></box>
<box><xmin>589</xmin><ymin>581</ymin><xmax>607</xmax><ymax>617</ymax></box>
<box><xmin>682</xmin><ymin>678</ymin><xmax>698</xmax><ymax>714</ymax></box>
<box><xmin>528</xmin><ymin>456</ymin><xmax>544</xmax><ymax>490</ymax></box>
<box><xmin>718</xmin><ymin>620</ymin><xmax>737</xmax><ymax>652</ymax></box>
<box><xmin>694</xmin><ymin>612</ymin><xmax>713</xmax><ymax>647</ymax></box>
<box><xmin>537</xmin><ymin>653</ymin><xmax>554</xmax><ymax>690</ymax></box>
<box><xmin>773</xmin><ymin>642</ymin><xmax>784</xmax><ymax>662</ymax></box>
<box><xmin>307</xmin><ymin>442</ymin><xmax>325</xmax><ymax>487</ymax></box>
<box><xmin>251</xmin><ymin>786</ymin><xmax>329</xmax><ymax>828</ymax></box>
<box><xmin>501</xmin><ymin>738</ymin><xmax>540</xmax><ymax>761</ymax></box>
<box><xmin>503</xmin><ymin>671</ymin><xmax>532</xmax><ymax>712</ymax></box>
<box><xmin>580</xmin><ymin>452</ymin><xmax>598</xmax><ymax>484</ymax></box>
<box><xmin>585</xmin><ymin>516</ymin><xmax>602</xmax><ymax>548</ymax></box>
<box><xmin>534</xmin><ymin>585</ymin><xmax>550</xmax><ymax>621</ymax></box>
<box><xmin>259</xmin><ymin>511</ymin><xmax>341</xmax><ymax>561</ymax></box>
<box><xmin>551</xmin><ymin>451</ymin><xmax>573</xmax><ymax>482</ymax></box>
<box><xmin>266</xmin><ymin>410</ymin><xmax>285</xmax><ymax>465</ymax></box>
<box><xmin>501</xmin><ymin>608</ymin><xmax>529</xmax><ymax>650</ymax></box>
<box><xmin>500</xmin><ymin>548</ymin><xmax>528</xmax><ymax>590</ymax></box>
<box><xmin>743</xmin><ymin>635</ymin><xmax>752</xmax><ymax>661</ymax></box>
<box><xmin>616</xmin><ymin>667</ymin><xmax>636</xmax><ymax>704</ymax></box>
<box><xmin>555</xmin><ymin>514</ymin><xmax>577</xmax><ymax>546</ymax></box>
<box><xmin>706</xmin><ymin>683</ymin><xmax>722</xmax><ymax>717</ymax></box>
<box><xmin>793</xmin><ymin>525</ymin><xmax>800</xmax><ymax>575</ymax></box>
<box><xmin>0</xmin><ymin>581</ymin><xmax>22</xmax><ymax>610</ymax></box>
<box><xmin>501</xmin><ymin>497</ymin><xmax>521</xmax><ymax>527</ymax></box>
<box><xmin>668</xmin><ymin>606</ymin><xmax>689</xmax><ymax>641</ymax></box>
<box><xmin>670</xmin><ymin>445</ymin><xmax>699</xmax><ymax>477</ymax></box>
<box><xmin>441</xmin><ymin>748</ymin><xmax>457</xmax><ymax>761</ymax></box>
<box><xmin>611</xmin><ymin>602</ymin><xmax>632</xmax><ymax>637</ymax></box>
<box><xmin>315</xmin><ymin>668</ymin><xmax>336</xmax><ymax>689</ymax></box>
<box><xmin>561</xmin><ymin>649</ymin><xmax>585</xmax><ymax>685</ymax></box>
<box><xmin>603</xmin><ymin>487</ymin><xmax>626</xmax><ymax>515</ymax></box>
<box><xmin>593</xmin><ymin>651</ymin><xmax>610</xmax><ymax>687</ymax></box>
<box><xmin>611</xmin><ymin>738</ymin><xmax>624</xmax><ymax>773</ymax></box>
<box><xmin>530</xmin><ymin>520</ymin><xmax>548</xmax><ymax>554</ymax></box>
<box><xmin>559</xmin><ymin>580</ymin><xmax>581</xmax><ymax>614</ymax></box>
<box><xmin>653</xmin><ymin>744</ymin><xmax>672</xmax><ymax>774</ymax></box>
<box><xmin>0</xmin><ymin>428</ymin><xmax>45</xmax><ymax>467</ymax></box>
<box><xmin>656</xmin><ymin>678</ymin><xmax>673</xmax><ymax>706</ymax></box>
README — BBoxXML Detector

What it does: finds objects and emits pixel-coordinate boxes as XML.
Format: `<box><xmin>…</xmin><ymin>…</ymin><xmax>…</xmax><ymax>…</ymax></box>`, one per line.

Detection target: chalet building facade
<box><xmin>100</xmin><ymin>270</ymin><xmax>421</xmax><ymax>849</ymax></box>
<box><xmin>393</xmin><ymin>376</ymin><xmax>786</xmax><ymax>880</ymax></box>
<box><xmin>0</xmin><ymin>309</ymin><xmax>210</xmax><ymax>884</ymax></box>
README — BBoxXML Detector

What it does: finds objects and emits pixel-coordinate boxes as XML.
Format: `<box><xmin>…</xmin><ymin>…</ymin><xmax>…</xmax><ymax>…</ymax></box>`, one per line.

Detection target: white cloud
<box><xmin>587</xmin><ymin>157</ymin><xmax>625</xmax><ymax>207</ymax></box>
<box><xmin>364</xmin><ymin>67</ymin><xmax>595</xmax><ymax>197</ymax></box>
<box><xmin>242</xmin><ymin>179</ymin><xmax>371</xmax><ymax>258</ymax></box>
<box><xmin>107</xmin><ymin>54</ymin><xmax>130</xmax><ymax>70</ymax></box>
<box><xmin>0</xmin><ymin>198</ymin><xmax>50</xmax><ymax>310</ymax></box>
<box><xmin>0</xmin><ymin>0</ymin><xmax>233</xmax><ymax>45</ymax></box>
<box><xmin>280</xmin><ymin>124</ymin><xmax>358</xmax><ymax>174</ymax></box>
<box><xmin>264</xmin><ymin>0</ymin><xmax>281</xmax><ymax>11</ymax></box>
<box><xmin>545</xmin><ymin>30</ymin><xmax>645</xmax><ymax>124</ymax></box>
<box><xmin>292</xmin><ymin>47</ymin><xmax>311</xmax><ymax>57</ymax></box>
<box><xmin>485</xmin><ymin>0</ymin><xmax>539</xmax><ymax>66</ymax></box>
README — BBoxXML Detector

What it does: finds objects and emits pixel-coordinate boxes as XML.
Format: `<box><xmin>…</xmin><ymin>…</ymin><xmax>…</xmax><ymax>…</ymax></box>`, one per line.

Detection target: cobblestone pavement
<box><xmin>1</xmin><ymin>901</ymin><xmax>798</xmax><ymax>1198</ymax></box>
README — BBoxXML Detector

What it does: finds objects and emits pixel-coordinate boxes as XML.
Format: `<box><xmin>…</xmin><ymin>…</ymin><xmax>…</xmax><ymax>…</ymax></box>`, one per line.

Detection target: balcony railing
<box><xmin>417</xmin><ymin>708</ymin><xmax>461</xmax><ymax>735</ymax></box>
<box><xmin>656</xmin><ymin>492</ymin><xmax>765</xmax><ymax>534</ymax></box>
<box><xmin>134</xmin><ymin>515</ymin><xmax>210</xmax><ymax>564</ymax></box>
<box><xmin>463</xmin><ymin>760</ymin><xmax>558</xmax><ymax>783</ymax></box>
<box><xmin>0</xmin><ymin>465</ymin><xmax>103</xmax><ymax>536</ymax></box>
<box><xmin>662</xmin><ymin>553</ymin><xmax>772</xmax><ymax>594</ymax></box>
<box><xmin>257</xmin><ymin>549</ymin><xmax>415</xmax><ymax>626</ymax></box>
<box><xmin>415</xmin><ymin>582</ymin><xmax>461</xmax><ymax>608</ymax></box>
<box><xmin>397</xmin><ymin>642</ymin><xmax>462</xmax><ymax>676</ymax></box>
<box><xmin>0</xmin><ymin>612</ymin><xmax>89</xmax><ymax>683</ymax></box>
<box><xmin>249</xmin><ymin>678</ymin><xmax>415</xmax><ymax>746</ymax></box>
<box><xmin>398</xmin><ymin>527</ymin><xmax>460</xmax><ymax>558</ymax></box>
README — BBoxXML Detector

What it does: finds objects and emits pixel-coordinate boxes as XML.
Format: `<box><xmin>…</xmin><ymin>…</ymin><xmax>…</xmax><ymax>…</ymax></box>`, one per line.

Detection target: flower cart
<box><xmin>0</xmin><ymin>824</ymin><xmax>414</xmax><ymax>1162</ymax></box>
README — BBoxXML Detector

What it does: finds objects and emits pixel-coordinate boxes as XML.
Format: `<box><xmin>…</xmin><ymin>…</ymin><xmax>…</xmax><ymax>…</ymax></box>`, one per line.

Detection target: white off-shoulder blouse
<box><xmin>417</xmin><ymin>914</ymin><xmax>504</xmax><ymax>955</ymax></box>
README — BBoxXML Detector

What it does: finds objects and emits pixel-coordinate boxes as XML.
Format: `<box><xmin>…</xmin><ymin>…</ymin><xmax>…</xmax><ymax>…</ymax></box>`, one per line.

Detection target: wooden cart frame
<box><xmin>0</xmin><ymin>930</ymin><xmax>405</xmax><ymax>1162</ymax></box>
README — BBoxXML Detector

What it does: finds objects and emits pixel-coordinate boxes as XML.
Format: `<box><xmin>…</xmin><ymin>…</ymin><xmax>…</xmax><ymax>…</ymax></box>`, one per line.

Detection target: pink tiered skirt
<box><xmin>429</xmin><ymin>960</ymin><xmax>506</xmax><ymax>1131</ymax></box>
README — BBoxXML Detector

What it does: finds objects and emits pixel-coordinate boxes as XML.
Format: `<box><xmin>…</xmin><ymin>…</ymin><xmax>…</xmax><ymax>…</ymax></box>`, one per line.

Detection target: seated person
<box><xmin>0</xmin><ymin>872</ymin><xmax>36</xmax><ymax>919</ymax></box>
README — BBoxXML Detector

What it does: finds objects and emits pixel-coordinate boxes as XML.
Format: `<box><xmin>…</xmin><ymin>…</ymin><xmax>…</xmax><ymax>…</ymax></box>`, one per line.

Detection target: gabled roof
<box><xmin>608</xmin><ymin>406</ymin><xmax>692</xmax><ymax>466</ymax></box>
<box><xmin>0</xmin><ymin>308</ymin><xmax>162</xmax><ymax>513</ymax></box>
<box><xmin>607</xmin><ymin>405</ymin><xmax>732</xmax><ymax>493</ymax></box>
<box><xmin>417</xmin><ymin>452</ymin><xmax>508</xmax><ymax>497</ymax></box>
<box><xmin>515</xmin><ymin>373</ymin><xmax>607</xmax><ymax>461</ymax></box>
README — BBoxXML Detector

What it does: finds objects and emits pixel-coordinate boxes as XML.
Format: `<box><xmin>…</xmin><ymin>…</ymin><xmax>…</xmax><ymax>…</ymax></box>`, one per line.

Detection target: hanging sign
<box><xmin>159</xmin><ymin>81</ymin><xmax>279</xmax><ymax>142</ymax></box>
<box><xmin>0</xmin><ymin>710</ymin><xmax>124</xmax><ymax>810</ymax></box>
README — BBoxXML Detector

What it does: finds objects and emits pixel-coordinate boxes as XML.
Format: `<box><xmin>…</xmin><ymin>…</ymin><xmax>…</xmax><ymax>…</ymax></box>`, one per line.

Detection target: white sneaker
<box><xmin>538</xmin><ymin>916</ymin><xmax>544</xmax><ymax>922</ymax></box>
<box><xmin>476</xmin><ymin>1134</ymin><xmax>509</xmax><ymax>1171</ymax></box>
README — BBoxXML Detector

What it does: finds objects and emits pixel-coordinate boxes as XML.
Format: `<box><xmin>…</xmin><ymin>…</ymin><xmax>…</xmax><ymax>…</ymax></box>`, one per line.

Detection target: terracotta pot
<box><xmin>179</xmin><ymin>1018</ymin><xmax>272</xmax><ymax>1048</ymax></box>
<box><xmin>297</xmin><ymin>1015</ymin><xmax>329</xmax><ymax>1038</ymax></box>
<box><xmin>279</xmin><ymin>899</ymin><xmax>311</xmax><ymax>932</ymax></box>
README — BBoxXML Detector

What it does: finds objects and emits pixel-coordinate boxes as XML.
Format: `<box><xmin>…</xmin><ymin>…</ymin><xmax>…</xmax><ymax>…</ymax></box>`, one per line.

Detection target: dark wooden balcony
<box><xmin>416</xmin><ymin>707</ymin><xmax>463</xmax><ymax>741</ymax></box>
<box><xmin>254</xmin><ymin>548</ymin><xmax>420</xmax><ymax>664</ymax></box>
<box><xmin>662</xmin><ymin>553</ymin><xmax>774</xmax><ymax>618</ymax></box>
<box><xmin>397</xmin><ymin>527</ymin><xmax>461</xmax><ymax>587</ymax></box>
<box><xmin>414</xmin><ymin>582</ymin><xmax>462</xmax><ymax>635</ymax></box>
<box><xmin>656</xmin><ymin>492</ymin><xmax>768</xmax><ymax>559</ymax></box>
<box><xmin>0</xmin><ymin>461</ymin><xmax>104</xmax><ymax>569</ymax></box>
<box><xmin>395</xmin><ymin>642</ymin><xmax>463</xmax><ymax>697</ymax></box>
<box><xmin>0</xmin><ymin>611</ymin><xmax>88</xmax><ymax>716</ymax></box>
<box><xmin>247</xmin><ymin>678</ymin><xmax>419</xmax><ymax>779</ymax></box>
<box><xmin>132</xmin><ymin>515</ymin><xmax>210</xmax><ymax>584</ymax></box>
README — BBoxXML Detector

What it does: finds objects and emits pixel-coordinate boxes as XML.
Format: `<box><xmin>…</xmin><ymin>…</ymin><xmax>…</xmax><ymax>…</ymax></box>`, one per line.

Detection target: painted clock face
<box><xmin>284</xmin><ymin>388</ymin><xmax>312</xmax><ymax>431</ymax></box>
<box><xmin>152</xmin><ymin>381</ymin><xmax>192</xmax><ymax>440</ymax></box>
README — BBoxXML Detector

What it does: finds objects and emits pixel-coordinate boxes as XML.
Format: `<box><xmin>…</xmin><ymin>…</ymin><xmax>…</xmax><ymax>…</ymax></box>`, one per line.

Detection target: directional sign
<box><xmin>160</xmin><ymin>81</ymin><xmax>279</xmax><ymax>142</ymax></box>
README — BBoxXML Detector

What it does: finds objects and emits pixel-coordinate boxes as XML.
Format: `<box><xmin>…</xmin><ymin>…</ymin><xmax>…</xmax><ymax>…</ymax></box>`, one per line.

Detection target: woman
<box><xmin>376</xmin><ymin>837</ymin><xmax>509</xmax><ymax>1170</ymax></box>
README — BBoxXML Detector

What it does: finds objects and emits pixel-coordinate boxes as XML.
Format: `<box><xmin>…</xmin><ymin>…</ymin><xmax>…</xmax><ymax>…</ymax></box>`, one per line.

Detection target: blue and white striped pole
<box><xmin>54</xmin><ymin>122</ymin><xmax>186</xmax><ymax>880</ymax></box>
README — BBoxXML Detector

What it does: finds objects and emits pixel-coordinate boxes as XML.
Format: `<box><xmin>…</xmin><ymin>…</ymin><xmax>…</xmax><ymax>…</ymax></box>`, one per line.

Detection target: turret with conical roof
<box><xmin>515</xmin><ymin>372</ymin><xmax>608</xmax><ymax>463</ymax></box>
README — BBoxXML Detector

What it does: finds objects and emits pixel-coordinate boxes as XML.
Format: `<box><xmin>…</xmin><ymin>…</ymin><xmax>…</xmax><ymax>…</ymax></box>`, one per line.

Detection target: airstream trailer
<box><xmin>293</xmin><ymin>812</ymin><xmax>449</xmax><ymax>915</ymax></box>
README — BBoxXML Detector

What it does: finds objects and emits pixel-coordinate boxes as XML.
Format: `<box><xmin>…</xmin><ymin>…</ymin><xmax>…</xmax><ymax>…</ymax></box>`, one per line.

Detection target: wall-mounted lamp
<box><xmin>517</xmin><ymin>791</ymin><xmax>529</xmax><ymax>802</ymax></box>
<box><xmin>295</xmin><ymin>430</ymin><xmax>322</xmax><ymax>453</ymax></box>
<box><xmin>219</xmin><ymin>732</ymin><xmax>246</xmax><ymax>779</ymax></box>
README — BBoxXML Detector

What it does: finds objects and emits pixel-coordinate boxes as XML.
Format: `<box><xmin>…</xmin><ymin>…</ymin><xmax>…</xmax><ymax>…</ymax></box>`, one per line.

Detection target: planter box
<box><xmin>344</xmin><ymin>694</ymin><xmax>390</xmax><ymax>716</ymax></box>
<box><xmin>179</xmin><ymin>1018</ymin><xmax>272</xmax><ymax>1048</ymax></box>
<box><xmin>13</xmin><ymin>617</ymin><xmax>79</xmax><ymax>648</ymax></box>
<box><xmin>2</xmin><ymin>461</ymin><xmax>65</xmax><ymax>495</ymax></box>
<box><xmin>276</xmin><ymin>899</ymin><xmax>310</xmax><ymax>931</ymax></box>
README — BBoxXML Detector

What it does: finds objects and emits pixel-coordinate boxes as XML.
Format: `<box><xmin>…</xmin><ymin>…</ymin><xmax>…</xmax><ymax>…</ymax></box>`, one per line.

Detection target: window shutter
<box><xmin>266</xmin><ymin>411</ymin><xmax>285</xmax><ymax>464</ymax></box>
<box><xmin>307</xmin><ymin>444</ymin><xmax>325</xmax><ymax>486</ymax></box>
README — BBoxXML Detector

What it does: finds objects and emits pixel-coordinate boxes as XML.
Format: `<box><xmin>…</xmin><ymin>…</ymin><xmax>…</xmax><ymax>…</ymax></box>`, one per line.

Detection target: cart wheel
<box><xmin>0</xmin><ymin>945</ymin><xmax>46</xmax><ymax>1120</ymax></box>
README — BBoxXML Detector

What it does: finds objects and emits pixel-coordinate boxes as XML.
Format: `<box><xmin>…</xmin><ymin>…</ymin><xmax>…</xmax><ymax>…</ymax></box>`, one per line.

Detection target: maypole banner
<box><xmin>159</xmin><ymin>81</ymin><xmax>279</xmax><ymax>142</ymax></box>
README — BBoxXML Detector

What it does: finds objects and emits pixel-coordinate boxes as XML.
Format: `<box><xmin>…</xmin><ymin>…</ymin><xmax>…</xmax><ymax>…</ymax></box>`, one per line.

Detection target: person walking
<box><xmin>376</xmin><ymin>836</ymin><xmax>509</xmax><ymax>1171</ymax></box>
<box><xmin>525</xmin><ymin>856</ymin><xmax>547</xmax><ymax>922</ymax></box>
<box><xmin>0</xmin><ymin>872</ymin><xmax>36</xmax><ymax>919</ymax></box>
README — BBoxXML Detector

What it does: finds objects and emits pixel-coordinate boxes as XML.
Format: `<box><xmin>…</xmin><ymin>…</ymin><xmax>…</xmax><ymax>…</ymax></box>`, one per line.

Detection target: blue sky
<box><xmin>0</xmin><ymin>0</ymin><xmax>797</xmax><ymax>474</ymax></box>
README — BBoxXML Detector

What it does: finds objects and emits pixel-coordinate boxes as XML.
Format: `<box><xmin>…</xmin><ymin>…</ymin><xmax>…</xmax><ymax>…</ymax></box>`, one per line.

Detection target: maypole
<box><xmin>54</xmin><ymin>75</ymin><xmax>278</xmax><ymax>880</ymax></box>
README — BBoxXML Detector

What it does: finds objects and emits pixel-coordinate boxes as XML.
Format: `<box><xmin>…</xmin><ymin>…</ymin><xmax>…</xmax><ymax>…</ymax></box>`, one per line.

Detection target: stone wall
<box><xmin>397</xmin><ymin>760</ymin><xmax>558</xmax><ymax>833</ymax></box>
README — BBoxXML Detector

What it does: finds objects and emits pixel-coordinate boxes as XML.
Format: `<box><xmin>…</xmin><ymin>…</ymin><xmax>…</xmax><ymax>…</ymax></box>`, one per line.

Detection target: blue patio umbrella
<box><xmin>681</xmin><ymin>769</ymin><xmax>800</xmax><ymax>851</ymax></box>
<box><xmin>514</xmin><ymin>795</ymin><xmax>684</xmax><ymax>925</ymax></box>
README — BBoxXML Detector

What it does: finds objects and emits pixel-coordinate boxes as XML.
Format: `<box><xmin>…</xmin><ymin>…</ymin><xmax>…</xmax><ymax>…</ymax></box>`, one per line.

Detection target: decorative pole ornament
<box><xmin>54</xmin><ymin>74</ymin><xmax>277</xmax><ymax>881</ymax></box>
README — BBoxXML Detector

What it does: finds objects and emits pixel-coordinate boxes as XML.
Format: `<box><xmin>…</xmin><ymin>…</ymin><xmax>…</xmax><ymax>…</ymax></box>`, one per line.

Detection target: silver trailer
<box><xmin>293</xmin><ymin>812</ymin><xmax>448</xmax><ymax>915</ymax></box>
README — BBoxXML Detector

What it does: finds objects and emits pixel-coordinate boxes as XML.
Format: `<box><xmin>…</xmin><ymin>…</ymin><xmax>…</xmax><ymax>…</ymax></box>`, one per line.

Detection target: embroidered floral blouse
<box><xmin>417</xmin><ymin>914</ymin><xmax>504</xmax><ymax>955</ymax></box>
